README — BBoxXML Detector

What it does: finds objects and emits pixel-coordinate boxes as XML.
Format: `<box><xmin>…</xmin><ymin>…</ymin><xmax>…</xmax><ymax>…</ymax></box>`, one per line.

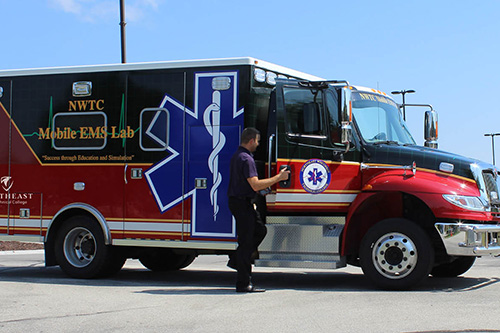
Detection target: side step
<box><xmin>255</xmin><ymin>258</ymin><xmax>346</xmax><ymax>269</ymax></box>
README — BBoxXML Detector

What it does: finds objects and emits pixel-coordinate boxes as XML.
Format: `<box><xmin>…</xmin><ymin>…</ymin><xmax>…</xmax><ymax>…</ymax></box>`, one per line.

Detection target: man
<box><xmin>228</xmin><ymin>127</ymin><xmax>290</xmax><ymax>293</ymax></box>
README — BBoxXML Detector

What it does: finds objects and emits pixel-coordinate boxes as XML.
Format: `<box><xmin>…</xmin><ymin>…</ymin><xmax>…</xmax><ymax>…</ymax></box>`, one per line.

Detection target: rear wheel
<box><xmin>431</xmin><ymin>256</ymin><xmax>476</xmax><ymax>277</ymax></box>
<box><xmin>55</xmin><ymin>215</ymin><xmax>125</xmax><ymax>278</ymax></box>
<box><xmin>139</xmin><ymin>248</ymin><xmax>196</xmax><ymax>271</ymax></box>
<box><xmin>360</xmin><ymin>218</ymin><xmax>434</xmax><ymax>290</ymax></box>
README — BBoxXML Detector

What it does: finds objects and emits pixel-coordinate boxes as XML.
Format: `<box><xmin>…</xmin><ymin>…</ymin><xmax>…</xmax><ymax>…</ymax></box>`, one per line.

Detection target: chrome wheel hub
<box><xmin>372</xmin><ymin>232</ymin><xmax>417</xmax><ymax>279</ymax></box>
<box><xmin>63</xmin><ymin>227</ymin><xmax>96</xmax><ymax>268</ymax></box>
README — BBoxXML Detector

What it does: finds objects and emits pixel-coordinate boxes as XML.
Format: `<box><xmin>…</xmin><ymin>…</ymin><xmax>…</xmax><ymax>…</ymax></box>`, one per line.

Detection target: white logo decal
<box><xmin>203</xmin><ymin>88</ymin><xmax>226</xmax><ymax>221</ymax></box>
<box><xmin>1</xmin><ymin>176</ymin><xmax>13</xmax><ymax>192</ymax></box>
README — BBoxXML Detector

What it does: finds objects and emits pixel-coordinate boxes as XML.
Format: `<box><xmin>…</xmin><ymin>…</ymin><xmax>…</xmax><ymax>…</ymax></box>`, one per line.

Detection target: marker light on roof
<box><xmin>371</xmin><ymin>88</ymin><xmax>387</xmax><ymax>96</ymax></box>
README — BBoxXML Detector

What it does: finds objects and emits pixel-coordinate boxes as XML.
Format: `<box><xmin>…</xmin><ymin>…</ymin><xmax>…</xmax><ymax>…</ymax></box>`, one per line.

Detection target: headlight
<box><xmin>443</xmin><ymin>194</ymin><xmax>485</xmax><ymax>211</ymax></box>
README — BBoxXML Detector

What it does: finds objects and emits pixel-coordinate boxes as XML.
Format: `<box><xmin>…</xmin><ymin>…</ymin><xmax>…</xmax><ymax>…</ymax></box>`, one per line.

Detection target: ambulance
<box><xmin>1</xmin><ymin>57</ymin><xmax>499</xmax><ymax>289</ymax></box>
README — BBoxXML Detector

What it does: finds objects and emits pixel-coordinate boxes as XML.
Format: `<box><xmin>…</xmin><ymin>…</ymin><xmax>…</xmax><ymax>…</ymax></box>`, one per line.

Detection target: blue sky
<box><xmin>1</xmin><ymin>0</ymin><xmax>499</xmax><ymax>164</ymax></box>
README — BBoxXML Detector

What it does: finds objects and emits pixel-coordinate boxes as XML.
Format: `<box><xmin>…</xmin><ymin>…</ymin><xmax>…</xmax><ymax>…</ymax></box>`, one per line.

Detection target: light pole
<box><xmin>119</xmin><ymin>0</ymin><xmax>127</xmax><ymax>64</ymax></box>
<box><xmin>391</xmin><ymin>89</ymin><xmax>416</xmax><ymax>121</ymax></box>
<box><xmin>484</xmin><ymin>133</ymin><xmax>500</xmax><ymax>165</ymax></box>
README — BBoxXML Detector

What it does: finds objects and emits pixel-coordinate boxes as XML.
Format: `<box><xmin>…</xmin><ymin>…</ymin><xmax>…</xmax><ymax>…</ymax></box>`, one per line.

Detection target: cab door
<box><xmin>267</xmin><ymin>81</ymin><xmax>361</xmax><ymax>214</ymax></box>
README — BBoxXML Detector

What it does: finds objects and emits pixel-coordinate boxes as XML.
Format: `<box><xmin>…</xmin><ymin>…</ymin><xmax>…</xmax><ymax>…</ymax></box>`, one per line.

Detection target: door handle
<box><xmin>124</xmin><ymin>164</ymin><xmax>128</xmax><ymax>184</ymax></box>
<box><xmin>268</xmin><ymin>134</ymin><xmax>275</xmax><ymax>178</ymax></box>
<box><xmin>279</xmin><ymin>165</ymin><xmax>291</xmax><ymax>188</ymax></box>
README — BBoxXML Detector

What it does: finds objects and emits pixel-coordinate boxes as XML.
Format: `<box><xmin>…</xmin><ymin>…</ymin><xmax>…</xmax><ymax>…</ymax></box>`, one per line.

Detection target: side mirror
<box><xmin>424</xmin><ymin>110</ymin><xmax>438</xmax><ymax>149</ymax></box>
<box><xmin>340</xmin><ymin>87</ymin><xmax>352</xmax><ymax>151</ymax></box>
<box><xmin>341</xmin><ymin>123</ymin><xmax>352</xmax><ymax>146</ymax></box>
<box><xmin>340</xmin><ymin>87</ymin><xmax>352</xmax><ymax>124</ymax></box>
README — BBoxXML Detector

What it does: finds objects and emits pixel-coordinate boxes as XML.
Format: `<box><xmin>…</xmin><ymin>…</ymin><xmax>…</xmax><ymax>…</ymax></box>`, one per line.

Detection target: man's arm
<box><xmin>246</xmin><ymin>168</ymin><xmax>290</xmax><ymax>192</ymax></box>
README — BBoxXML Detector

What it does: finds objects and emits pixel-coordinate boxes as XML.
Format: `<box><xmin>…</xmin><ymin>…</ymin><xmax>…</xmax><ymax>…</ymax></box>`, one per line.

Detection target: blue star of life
<box><xmin>308</xmin><ymin>168</ymin><xmax>323</xmax><ymax>185</ymax></box>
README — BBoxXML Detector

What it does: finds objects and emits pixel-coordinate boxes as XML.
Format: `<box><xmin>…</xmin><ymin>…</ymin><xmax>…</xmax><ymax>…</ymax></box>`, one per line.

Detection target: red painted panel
<box><xmin>362</xmin><ymin>168</ymin><xmax>479</xmax><ymax>196</ymax></box>
<box><xmin>267</xmin><ymin>159</ymin><xmax>362</xmax><ymax>213</ymax></box>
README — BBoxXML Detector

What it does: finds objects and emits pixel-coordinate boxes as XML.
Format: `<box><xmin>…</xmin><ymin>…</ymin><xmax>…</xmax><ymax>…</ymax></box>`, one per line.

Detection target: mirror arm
<box><xmin>398</xmin><ymin>103</ymin><xmax>438</xmax><ymax>149</ymax></box>
<box><xmin>400</xmin><ymin>103</ymin><xmax>434</xmax><ymax>111</ymax></box>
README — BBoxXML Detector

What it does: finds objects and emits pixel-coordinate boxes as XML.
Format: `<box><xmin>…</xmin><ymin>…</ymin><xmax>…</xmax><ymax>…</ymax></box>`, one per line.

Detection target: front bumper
<box><xmin>435</xmin><ymin>222</ymin><xmax>500</xmax><ymax>256</ymax></box>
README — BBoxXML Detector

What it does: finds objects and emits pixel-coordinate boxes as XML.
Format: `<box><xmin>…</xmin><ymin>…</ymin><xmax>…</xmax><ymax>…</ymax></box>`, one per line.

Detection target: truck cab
<box><xmin>256</xmin><ymin>79</ymin><xmax>500</xmax><ymax>289</ymax></box>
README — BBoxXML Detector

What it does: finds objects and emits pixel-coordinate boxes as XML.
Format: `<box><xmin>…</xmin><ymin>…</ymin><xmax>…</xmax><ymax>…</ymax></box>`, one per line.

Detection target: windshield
<box><xmin>351</xmin><ymin>92</ymin><xmax>416</xmax><ymax>145</ymax></box>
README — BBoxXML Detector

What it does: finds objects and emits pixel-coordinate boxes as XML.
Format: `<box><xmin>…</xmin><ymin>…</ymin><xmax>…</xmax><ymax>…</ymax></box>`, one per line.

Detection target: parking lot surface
<box><xmin>1</xmin><ymin>250</ymin><xmax>500</xmax><ymax>333</ymax></box>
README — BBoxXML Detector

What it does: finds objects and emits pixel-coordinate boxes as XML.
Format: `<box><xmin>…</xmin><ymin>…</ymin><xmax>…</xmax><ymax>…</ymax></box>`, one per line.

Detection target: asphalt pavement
<box><xmin>1</xmin><ymin>250</ymin><xmax>500</xmax><ymax>333</ymax></box>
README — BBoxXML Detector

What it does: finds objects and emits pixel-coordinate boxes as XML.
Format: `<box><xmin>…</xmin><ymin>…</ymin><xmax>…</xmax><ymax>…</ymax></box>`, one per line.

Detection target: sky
<box><xmin>0</xmin><ymin>0</ymin><xmax>499</xmax><ymax>165</ymax></box>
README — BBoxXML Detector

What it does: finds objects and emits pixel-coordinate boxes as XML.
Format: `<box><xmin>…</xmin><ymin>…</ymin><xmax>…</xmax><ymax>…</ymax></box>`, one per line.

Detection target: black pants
<box><xmin>228</xmin><ymin>197</ymin><xmax>267</xmax><ymax>289</ymax></box>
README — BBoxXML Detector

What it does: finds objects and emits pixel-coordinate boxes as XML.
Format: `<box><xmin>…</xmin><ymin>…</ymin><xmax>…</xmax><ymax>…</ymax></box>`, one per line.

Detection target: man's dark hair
<box><xmin>241</xmin><ymin>127</ymin><xmax>260</xmax><ymax>144</ymax></box>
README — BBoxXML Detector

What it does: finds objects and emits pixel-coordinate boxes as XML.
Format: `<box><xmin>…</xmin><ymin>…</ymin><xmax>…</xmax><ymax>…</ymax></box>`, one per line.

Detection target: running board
<box><xmin>255</xmin><ymin>258</ymin><xmax>346</xmax><ymax>269</ymax></box>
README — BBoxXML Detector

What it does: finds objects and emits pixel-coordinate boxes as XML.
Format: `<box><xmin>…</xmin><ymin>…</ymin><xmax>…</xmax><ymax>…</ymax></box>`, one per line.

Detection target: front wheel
<box><xmin>360</xmin><ymin>218</ymin><xmax>434</xmax><ymax>290</ymax></box>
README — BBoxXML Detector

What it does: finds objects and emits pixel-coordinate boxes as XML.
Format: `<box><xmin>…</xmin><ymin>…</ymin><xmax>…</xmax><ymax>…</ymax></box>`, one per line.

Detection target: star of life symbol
<box><xmin>144</xmin><ymin>71</ymin><xmax>242</xmax><ymax>238</ymax></box>
<box><xmin>308</xmin><ymin>168</ymin><xmax>323</xmax><ymax>185</ymax></box>
<box><xmin>300</xmin><ymin>159</ymin><xmax>331</xmax><ymax>194</ymax></box>
<box><xmin>1</xmin><ymin>176</ymin><xmax>13</xmax><ymax>192</ymax></box>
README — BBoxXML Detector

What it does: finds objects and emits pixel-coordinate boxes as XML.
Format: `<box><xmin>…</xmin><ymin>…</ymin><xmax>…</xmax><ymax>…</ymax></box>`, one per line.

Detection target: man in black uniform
<box><xmin>228</xmin><ymin>127</ymin><xmax>290</xmax><ymax>293</ymax></box>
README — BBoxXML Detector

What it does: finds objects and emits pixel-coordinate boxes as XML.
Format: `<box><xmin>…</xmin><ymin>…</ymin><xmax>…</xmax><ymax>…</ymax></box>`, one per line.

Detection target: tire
<box><xmin>360</xmin><ymin>218</ymin><xmax>434</xmax><ymax>290</ymax></box>
<box><xmin>431</xmin><ymin>256</ymin><xmax>476</xmax><ymax>278</ymax></box>
<box><xmin>139</xmin><ymin>249</ymin><xmax>196</xmax><ymax>272</ymax></box>
<box><xmin>54</xmin><ymin>215</ymin><xmax>125</xmax><ymax>279</ymax></box>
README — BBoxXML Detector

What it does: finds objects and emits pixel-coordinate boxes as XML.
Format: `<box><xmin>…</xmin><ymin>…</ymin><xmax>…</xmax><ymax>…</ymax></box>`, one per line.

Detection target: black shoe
<box><xmin>227</xmin><ymin>260</ymin><xmax>237</xmax><ymax>270</ymax></box>
<box><xmin>236</xmin><ymin>284</ymin><xmax>266</xmax><ymax>293</ymax></box>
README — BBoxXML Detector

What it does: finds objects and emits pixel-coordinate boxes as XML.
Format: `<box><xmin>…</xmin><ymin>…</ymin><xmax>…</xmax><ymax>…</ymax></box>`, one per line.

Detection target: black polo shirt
<box><xmin>228</xmin><ymin>146</ymin><xmax>258</xmax><ymax>198</ymax></box>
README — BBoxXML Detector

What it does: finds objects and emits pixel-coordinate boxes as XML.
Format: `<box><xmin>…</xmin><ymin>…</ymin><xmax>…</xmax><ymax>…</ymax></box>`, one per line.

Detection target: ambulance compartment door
<box><xmin>126</xmin><ymin>71</ymin><xmax>189</xmax><ymax>241</ymax></box>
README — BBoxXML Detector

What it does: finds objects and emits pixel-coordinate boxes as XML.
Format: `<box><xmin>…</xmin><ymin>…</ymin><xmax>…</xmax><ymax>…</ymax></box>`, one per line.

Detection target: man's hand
<box><xmin>247</xmin><ymin>167</ymin><xmax>291</xmax><ymax>192</ymax></box>
<box><xmin>277</xmin><ymin>167</ymin><xmax>290</xmax><ymax>182</ymax></box>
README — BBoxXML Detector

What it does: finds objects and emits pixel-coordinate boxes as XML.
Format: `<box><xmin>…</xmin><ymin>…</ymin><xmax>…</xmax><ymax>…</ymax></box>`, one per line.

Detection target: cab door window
<box><xmin>283</xmin><ymin>87</ymin><xmax>325</xmax><ymax>138</ymax></box>
<box><xmin>325</xmin><ymin>89</ymin><xmax>342</xmax><ymax>145</ymax></box>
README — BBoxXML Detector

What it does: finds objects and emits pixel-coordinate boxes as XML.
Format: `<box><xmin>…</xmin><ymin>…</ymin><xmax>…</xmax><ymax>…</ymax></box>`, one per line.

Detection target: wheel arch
<box><xmin>44</xmin><ymin>203</ymin><xmax>111</xmax><ymax>266</ymax></box>
<box><xmin>342</xmin><ymin>191</ymin><xmax>443</xmax><ymax>261</ymax></box>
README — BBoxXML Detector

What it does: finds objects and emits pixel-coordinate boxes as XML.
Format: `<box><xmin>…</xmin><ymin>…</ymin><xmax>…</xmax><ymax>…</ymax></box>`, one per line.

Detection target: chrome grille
<box><xmin>482</xmin><ymin>171</ymin><xmax>499</xmax><ymax>204</ymax></box>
